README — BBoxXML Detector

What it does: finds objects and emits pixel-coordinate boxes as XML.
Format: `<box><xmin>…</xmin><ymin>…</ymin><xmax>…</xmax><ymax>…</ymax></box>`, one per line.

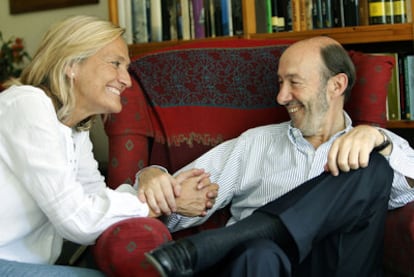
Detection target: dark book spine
<box><xmin>255</xmin><ymin>0</ymin><xmax>268</xmax><ymax>33</ymax></box>
<box><xmin>399</xmin><ymin>54</ymin><xmax>407</xmax><ymax>119</ymax></box>
<box><xmin>283</xmin><ymin>0</ymin><xmax>293</xmax><ymax>31</ymax></box>
<box><xmin>204</xmin><ymin>0</ymin><xmax>212</xmax><ymax>37</ymax></box>
<box><xmin>271</xmin><ymin>0</ymin><xmax>285</xmax><ymax>32</ymax></box>
<box><xmin>321</xmin><ymin>0</ymin><xmax>333</xmax><ymax>28</ymax></box>
<box><xmin>232</xmin><ymin>0</ymin><xmax>244</xmax><ymax>35</ymax></box>
<box><xmin>313</xmin><ymin>0</ymin><xmax>324</xmax><ymax>28</ymax></box>
<box><xmin>343</xmin><ymin>0</ymin><xmax>360</xmax><ymax>26</ymax></box>
<box><xmin>161</xmin><ymin>0</ymin><xmax>171</xmax><ymax>40</ymax></box>
<box><xmin>214</xmin><ymin>0</ymin><xmax>223</xmax><ymax>36</ymax></box>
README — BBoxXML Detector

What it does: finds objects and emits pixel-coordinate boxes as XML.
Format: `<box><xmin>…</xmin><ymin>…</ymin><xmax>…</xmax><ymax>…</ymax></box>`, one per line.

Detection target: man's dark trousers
<box><xmin>218</xmin><ymin>152</ymin><xmax>393</xmax><ymax>277</ymax></box>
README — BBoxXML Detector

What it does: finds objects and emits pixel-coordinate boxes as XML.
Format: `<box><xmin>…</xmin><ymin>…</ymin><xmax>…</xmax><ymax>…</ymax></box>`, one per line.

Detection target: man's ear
<box><xmin>330</xmin><ymin>72</ymin><xmax>348</xmax><ymax>98</ymax></box>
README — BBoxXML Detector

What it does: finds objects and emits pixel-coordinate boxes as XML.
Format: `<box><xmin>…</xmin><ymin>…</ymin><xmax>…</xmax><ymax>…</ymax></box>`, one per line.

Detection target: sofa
<box><xmin>92</xmin><ymin>38</ymin><xmax>414</xmax><ymax>276</ymax></box>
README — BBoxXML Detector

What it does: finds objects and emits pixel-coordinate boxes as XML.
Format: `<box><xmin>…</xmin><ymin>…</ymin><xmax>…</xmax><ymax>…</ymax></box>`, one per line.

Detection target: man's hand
<box><xmin>326</xmin><ymin>125</ymin><xmax>392</xmax><ymax>176</ymax></box>
<box><xmin>176</xmin><ymin>175</ymin><xmax>219</xmax><ymax>217</ymax></box>
<box><xmin>137</xmin><ymin>167</ymin><xmax>214</xmax><ymax>217</ymax></box>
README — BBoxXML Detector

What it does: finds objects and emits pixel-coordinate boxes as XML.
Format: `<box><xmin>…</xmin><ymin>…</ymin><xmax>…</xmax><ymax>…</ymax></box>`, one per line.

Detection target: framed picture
<box><xmin>10</xmin><ymin>0</ymin><xmax>99</xmax><ymax>14</ymax></box>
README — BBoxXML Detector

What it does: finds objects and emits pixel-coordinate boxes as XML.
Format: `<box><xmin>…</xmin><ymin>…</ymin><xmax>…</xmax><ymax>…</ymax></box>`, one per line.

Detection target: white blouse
<box><xmin>0</xmin><ymin>85</ymin><xmax>149</xmax><ymax>264</ymax></box>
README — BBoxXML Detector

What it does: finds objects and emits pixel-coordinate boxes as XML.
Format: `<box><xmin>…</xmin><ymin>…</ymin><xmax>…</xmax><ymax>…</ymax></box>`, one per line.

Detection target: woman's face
<box><xmin>71</xmin><ymin>37</ymin><xmax>131</xmax><ymax>118</ymax></box>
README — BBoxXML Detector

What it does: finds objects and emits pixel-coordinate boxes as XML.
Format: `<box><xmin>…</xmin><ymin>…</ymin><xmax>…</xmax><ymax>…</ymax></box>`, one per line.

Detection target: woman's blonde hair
<box><xmin>17</xmin><ymin>15</ymin><xmax>124</xmax><ymax>131</ymax></box>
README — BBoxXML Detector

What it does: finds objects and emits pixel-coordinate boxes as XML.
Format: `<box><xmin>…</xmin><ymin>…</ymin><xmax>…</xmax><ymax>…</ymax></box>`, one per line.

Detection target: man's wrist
<box><xmin>373</xmin><ymin>128</ymin><xmax>391</xmax><ymax>152</ymax></box>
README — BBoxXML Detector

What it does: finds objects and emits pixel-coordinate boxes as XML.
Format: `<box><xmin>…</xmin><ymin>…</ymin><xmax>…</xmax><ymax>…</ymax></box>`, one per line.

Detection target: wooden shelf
<box><xmin>248</xmin><ymin>23</ymin><xmax>414</xmax><ymax>45</ymax></box>
<box><xmin>387</xmin><ymin>120</ymin><xmax>414</xmax><ymax>129</ymax></box>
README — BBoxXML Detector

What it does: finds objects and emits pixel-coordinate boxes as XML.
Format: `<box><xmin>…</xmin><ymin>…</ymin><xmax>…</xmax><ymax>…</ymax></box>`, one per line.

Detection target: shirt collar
<box><xmin>287</xmin><ymin>111</ymin><xmax>354</xmax><ymax>146</ymax></box>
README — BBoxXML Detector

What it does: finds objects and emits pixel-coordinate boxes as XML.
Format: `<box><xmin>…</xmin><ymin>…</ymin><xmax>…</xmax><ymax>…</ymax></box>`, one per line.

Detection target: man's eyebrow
<box><xmin>279</xmin><ymin>73</ymin><xmax>301</xmax><ymax>79</ymax></box>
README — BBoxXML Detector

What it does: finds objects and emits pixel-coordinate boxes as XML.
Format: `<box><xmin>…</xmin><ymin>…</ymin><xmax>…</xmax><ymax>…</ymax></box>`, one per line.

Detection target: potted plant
<box><xmin>0</xmin><ymin>31</ymin><xmax>31</xmax><ymax>88</ymax></box>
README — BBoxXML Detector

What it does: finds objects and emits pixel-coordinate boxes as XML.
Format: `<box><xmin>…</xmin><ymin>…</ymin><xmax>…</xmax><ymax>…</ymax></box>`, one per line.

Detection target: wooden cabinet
<box><xmin>108</xmin><ymin>0</ymin><xmax>414</xmax><ymax>131</ymax></box>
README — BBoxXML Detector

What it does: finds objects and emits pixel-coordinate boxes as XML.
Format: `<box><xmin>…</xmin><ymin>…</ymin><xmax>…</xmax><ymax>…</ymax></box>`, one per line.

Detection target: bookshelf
<box><xmin>108</xmin><ymin>0</ymin><xmax>414</xmax><ymax>131</ymax></box>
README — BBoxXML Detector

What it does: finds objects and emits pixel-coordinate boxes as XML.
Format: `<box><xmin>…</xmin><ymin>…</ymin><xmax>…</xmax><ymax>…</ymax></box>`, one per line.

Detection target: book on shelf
<box><xmin>299</xmin><ymin>0</ymin><xmax>310</xmax><ymax>30</ymax></box>
<box><xmin>255</xmin><ymin>0</ymin><xmax>293</xmax><ymax>33</ymax></box>
<box><xmin>232</xmin><ymin>0</ymin><xmax>243</xmax><ymax>35</ymax></box>
<box><xmin>393</xmin><ymin>0</ymin><xmax>408</xmax><ymax>23</ymax></box>
<box><xmin>359</xmin><ymin>0</ymin><xmax>370</xmax><ymax>25</ymax></box>
<box><xmin>131</xmin><ymin>0</ymin><xmax>149</xmax><ymax>43</ymax></box>
<box><xmin>221</xmin><ymin>0</ymin><xmax>233</xmax><ymax>36</ymax></box>
<box><xmin>254</xmin><ymin>0</ymin><xmax>408</xmax><ymax>31</ymax></box>
<box><xmin>179</xmin><ymin>0</ymin><xmax>192</xmax><ymax>40</ymax></box>
<box><xmin>407</xmin><ymin>0</ymin><xmax>412</xmax><ymax>22</ymax></box>
<box><xmin>192</xmin><ymin>0</ymin><xmax>206</xmax><ymax>38</ymax></box>
<box><xmin>255</xmin><ymin>0</ymin><xmax>269</xmax><ymax>33</ymax></box>
<box><xmin>206</xmin><ymin>0</ymin><xmax>215</xmax><ymax>37</ymax></box>
<box><xmin>342</xmin><ymin>0</ymin><xmax>360</xmax><ymax>26</ymax></box>
<box><xmin>168</xmin><ymin>0</ymin><xmax>179</xmax><ymax>40</ymax></box>
<box><xmin>126</xmin><ymin>0</ymin><xmax>245</xmax><ymax>42</ymax></box>
<box><xmin>282</xmin><ymin>0</ymin><xmax>294</xmax><ymax>31</ymax></box>
<box><xmin>150</xmin><ymin>0</ymin><xmax>163</xmax><ymax>42</ymax></box>
<box><xmin>404</xmin><ymin>55</ymin><xmax>414</xmax><ymax>120</ymax></box>
<box><xmin>321</xmin><ymin>0</ymin><xmax>333</xmax><ymax>28</ymax></box>
<box><xmin>398</xmin><ymin>54</ymin><xmax>407</xmax><ymax>119</ymax></box>
<box><xmin>368</xmin><ymin>0</ymin><xmax>387</xmax><ymax>24</ymax></box>
<box><xmin>271</xmin><ymin>0</ymin><xmax>286</xmax><ymax>32</ymax></box>
<box><xmin>305</xmin><ymin>0</ymin><xmax>314</xmax><ymax>29</ymax></box>
<box><xmin>160</xmin><ymin>0</ymin><xmax>171</xmax><ymax>41</ymax></box>
<box><xmin>213</xmin><ymin>0</ymin><xmax>223</xmax><ymax>36</ymax></box>
<box><xmin>292</xmin><ymin>0</ymin><xmax>302</xmax><ymax>31</ymax></box>
<box><xmin>117</xmin><ymin>0</ymin><xmax>133</xmax><ymax>44</ymax></box>
<box><xmin>313</xmin><ymin>0</ymin><xmax>324</xmax><ymax>28</ymax></box>
<box><xmin>266</xmin><ymin>0</ymin><xmax>273</xmax><ymax>33</ymax></box>
<box><xmin>368</xmin><ymin>0</ymin><xmax>408</xmax><ymax>24</ymax></box>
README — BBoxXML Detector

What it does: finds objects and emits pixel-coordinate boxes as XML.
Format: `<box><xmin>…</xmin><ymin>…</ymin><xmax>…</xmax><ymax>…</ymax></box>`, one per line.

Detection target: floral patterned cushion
<box><xmin>93</xmin><ymin>217</ymin><xmax>171</xmax><ymax>277</ymax></box>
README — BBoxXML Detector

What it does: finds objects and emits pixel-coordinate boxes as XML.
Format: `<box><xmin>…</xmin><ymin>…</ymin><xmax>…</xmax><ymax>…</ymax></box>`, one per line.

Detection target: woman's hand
<box><xmin>175</xmin><ymin>174</ymin><xmax>219</xmax><ymax>217</ymax></box>
<box><xmin>137</xmin><ymin>167</ymin><xmax>216</xmax><ymax>217</ymax></box>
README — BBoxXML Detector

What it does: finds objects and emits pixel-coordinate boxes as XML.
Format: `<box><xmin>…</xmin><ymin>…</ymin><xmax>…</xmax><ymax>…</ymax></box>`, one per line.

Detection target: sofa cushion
<box><xmin>345</xmin><ymin>50</ymin><xmax>395</xmax><ymax>127</ymax></box>
<box><xmin>93</xmin><ymin>217</ymin><xmax>171</xmax><ymax>277</ymax></box>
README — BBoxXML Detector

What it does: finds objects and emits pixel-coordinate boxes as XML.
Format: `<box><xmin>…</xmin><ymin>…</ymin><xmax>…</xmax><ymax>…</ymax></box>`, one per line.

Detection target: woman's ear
<box><xmin>65</xmin><ymin>64</ymin><xmax>77</xmax><ymax>79</ymax></box>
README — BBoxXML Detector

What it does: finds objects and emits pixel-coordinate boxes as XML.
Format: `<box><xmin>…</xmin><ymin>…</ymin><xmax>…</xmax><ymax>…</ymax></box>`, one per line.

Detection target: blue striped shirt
<box><xmin>167</xmin><ymin>113</ymin><xmax>414</xmax><ymax>232</ymax></box>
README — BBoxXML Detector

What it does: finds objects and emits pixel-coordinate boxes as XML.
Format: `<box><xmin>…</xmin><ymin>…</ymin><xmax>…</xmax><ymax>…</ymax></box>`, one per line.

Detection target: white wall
<box><xmin>0</xmin><ymin>0</ymin><xmax>110</xmax><ymax>169</ymax></box>
<box><xmin>0</xmin><ymin>1</ymin><xmax>109</xmax><ymax>56</ymax></box>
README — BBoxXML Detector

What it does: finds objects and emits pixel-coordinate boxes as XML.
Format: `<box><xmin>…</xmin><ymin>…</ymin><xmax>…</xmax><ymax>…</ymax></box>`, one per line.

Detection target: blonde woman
<box><xmin>0</xmin><ymin>15</ymin><xmax>216</xmax><ymax>276</ymax></box>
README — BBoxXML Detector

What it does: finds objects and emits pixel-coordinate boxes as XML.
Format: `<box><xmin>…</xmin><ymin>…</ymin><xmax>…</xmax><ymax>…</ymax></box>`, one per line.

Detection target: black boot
<box><xmin>145</xmin><ymin>212</ymin><xmax>297</xmax><ymax>276</ymax></box>
<box><xmin>145</xmin><ymin>239</ymin><xmax>197</xmax><ymax>277</ymax></box>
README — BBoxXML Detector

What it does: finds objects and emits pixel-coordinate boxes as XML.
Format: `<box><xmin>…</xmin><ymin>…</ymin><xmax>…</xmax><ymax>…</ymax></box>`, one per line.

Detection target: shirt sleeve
<box><xmin>3</xmin><ymin>88</ymin><xmax>149</xmax><ymax>244</ymax></box>
<box><xmin>383</xmin><ymin>129</ymin><xmax>414</xmax><ymax>209</ymax></box>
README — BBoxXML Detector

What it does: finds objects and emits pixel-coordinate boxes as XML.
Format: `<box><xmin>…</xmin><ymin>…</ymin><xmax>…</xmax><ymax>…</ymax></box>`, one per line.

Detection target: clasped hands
<box><xmin>137</xmin><ymin>167</ymin><xmax>218</xmax><ymax>218</ymax></box>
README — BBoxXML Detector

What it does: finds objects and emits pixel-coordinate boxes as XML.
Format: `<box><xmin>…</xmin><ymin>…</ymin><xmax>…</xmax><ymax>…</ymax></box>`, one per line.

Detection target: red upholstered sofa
<box><xmin>93</xmin><ymin>38</ymin><xmax>414</xmax><ymax>276</ymax></box>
